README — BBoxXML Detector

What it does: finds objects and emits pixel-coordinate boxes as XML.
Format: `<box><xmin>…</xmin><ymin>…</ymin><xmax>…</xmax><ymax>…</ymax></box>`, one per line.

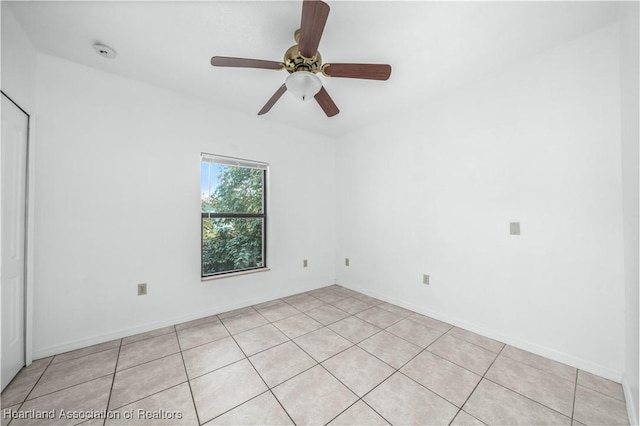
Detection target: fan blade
<box><xmin>298</xmin><ymin>0</ymin><xmax>330</xmax><ymax>58</ymax></box>
<box><xmin>211</xmin><ymin>56</ymin><xmax>283</xmax><ymax>70</ymax></box>
<box><xmin>314</xmin><ymin>86</ymin><xmax>339</xmax><ymax>117</ymax></box>
<box><xmin>258</xmin><ymin>84</ymin><xmax>287</xmax><ymax>115</ymax></box>
<box><xmin>322</xmin><ymin>63</ymin><xmax>392</xmax><ymax>80</ymax></box>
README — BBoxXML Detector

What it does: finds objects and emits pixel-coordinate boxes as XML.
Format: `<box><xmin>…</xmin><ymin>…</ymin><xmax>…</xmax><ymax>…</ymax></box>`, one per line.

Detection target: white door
<box><xmin>1</xmin><ymin>94</ymin><xmax>28</xmax><ymax>390</ymax></box>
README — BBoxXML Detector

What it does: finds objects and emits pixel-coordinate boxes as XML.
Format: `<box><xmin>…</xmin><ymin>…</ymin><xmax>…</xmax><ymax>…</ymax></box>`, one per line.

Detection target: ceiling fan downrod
<box><xmin>284</xmin><ymin>29</ymin><xmax>323</xmax><ymax>74</ymax></box>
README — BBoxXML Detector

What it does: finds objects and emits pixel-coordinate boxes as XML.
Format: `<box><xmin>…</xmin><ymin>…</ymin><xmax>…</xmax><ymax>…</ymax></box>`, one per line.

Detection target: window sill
<box><xmin>201</xmin><ymin>267</ymin><xmax>270</xmax><ymax>281</ymax></box>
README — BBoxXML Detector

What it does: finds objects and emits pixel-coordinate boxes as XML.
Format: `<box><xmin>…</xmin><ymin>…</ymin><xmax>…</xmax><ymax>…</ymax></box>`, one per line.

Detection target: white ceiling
<box><xmin>7</xmin><ymin>1</ymin><xmax>621</xmax><ymax>137</ymax></box>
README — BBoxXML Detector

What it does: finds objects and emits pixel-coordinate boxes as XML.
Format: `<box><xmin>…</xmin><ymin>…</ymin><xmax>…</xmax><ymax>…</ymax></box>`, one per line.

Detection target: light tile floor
<box><xmin>1</xmin><ymin>285</ymin><xmax>630</xmax><ymax>426</ymax></box>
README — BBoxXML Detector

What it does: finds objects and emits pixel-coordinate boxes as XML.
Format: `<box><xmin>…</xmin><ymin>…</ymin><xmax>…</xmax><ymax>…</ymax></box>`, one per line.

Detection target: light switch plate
<box><xmin>510</xmin><ymin>222</ymin><xmax>521</xmax><ymax>235</ymax></box>
<box><xmin>138</xmin><ymin>283</ymin><xmax>147</xmax><ymax>296</ymax></box>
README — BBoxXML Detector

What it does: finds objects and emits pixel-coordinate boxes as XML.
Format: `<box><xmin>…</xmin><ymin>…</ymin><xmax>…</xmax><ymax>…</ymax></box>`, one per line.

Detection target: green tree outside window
<box><xmin>201</xmin><ymin>162</ymin><xmax>266</xmax><ymax>276</ymax></box>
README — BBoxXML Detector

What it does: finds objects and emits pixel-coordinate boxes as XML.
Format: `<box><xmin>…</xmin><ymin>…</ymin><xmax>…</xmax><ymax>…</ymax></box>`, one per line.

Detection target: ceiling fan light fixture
<box><xmin>209</xmin><ymin>0</ymin><xmax>391</xmax><ymax>117</ymax></box>
<box><xmin>285</xmin><ymin>71</ymin><xmax>322</xmax><ymax>101</ymax></box>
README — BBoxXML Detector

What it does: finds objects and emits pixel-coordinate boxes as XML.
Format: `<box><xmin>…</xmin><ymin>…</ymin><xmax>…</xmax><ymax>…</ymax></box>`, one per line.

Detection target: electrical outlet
<box><xmin>510</xmin><ymin>222</ymin><xmax>521</xmax><ymax>235</ymax></box>
<box><xmin>345</xmin><ymin>258</ymin><xmax>350</xmax><ymax>267</ymax></box>
<box><xmin>303</xmin><ymin>259</ymin><xmax>308</xmax><ymax>268</ymax></box>
<box><xmin>423</xmin><ymin>274</ymin><xmax>430</xmax><ymax>285</ymax></box>
<box><xmin>138</xmin><ymin>283</ymin><xmax>147</xmax><ymax>296</ymax></box>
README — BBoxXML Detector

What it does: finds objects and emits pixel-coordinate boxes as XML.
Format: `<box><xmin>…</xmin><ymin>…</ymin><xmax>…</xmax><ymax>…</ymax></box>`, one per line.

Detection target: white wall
<box><xmin>31</xmin><ymin>53</ymin><xmax>336</xmax><ymax>358</ymax></box>
<box><xmin>1</xmin><ymin>6</ymin><xmax>36</xmax><ymax>111</ymax></box>
<box><xmin>335</xmin><ymin>24</ymin><xmax>626</xmax><ymax>380</ymax></box>
<box><xmin>620</xmin><ymin>2</ymin><xmax>639</xmax><ymax>424</ymax></box>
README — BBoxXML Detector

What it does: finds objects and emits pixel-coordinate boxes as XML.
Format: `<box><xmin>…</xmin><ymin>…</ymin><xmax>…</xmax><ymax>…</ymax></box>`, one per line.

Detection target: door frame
<box><xmin>1</xmin><ymin>90</ymin><xmax>32</xmax><ymax>369</ymax></box>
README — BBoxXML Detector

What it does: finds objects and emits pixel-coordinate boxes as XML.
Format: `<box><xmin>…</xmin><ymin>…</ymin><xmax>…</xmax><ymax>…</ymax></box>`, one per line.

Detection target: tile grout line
<box><xmin>4</xmin><ymin>355</ymin><xmax>55</xmax><ymax>426</ymax></box>
<box><xmin>16</xmin><ymin>352</ymin><xmax>123</xmax><ymax>405</ymax></box>
<box><xmin>322</xmin><ymin>399</ymin><xmax>363</xmax><ymax>425</ymax></box>
<box><xmin>100</xmin><ymin>336</ymin><xmax>192</xmax><ymax>413</ymax></box>
<box><xmin>107</xmin><ymin>380</ymin><xmax>190</xmax><ymax>412</ymax></box>
<box><xmin>48</xmin><ymin>343</ymin><xmax>121</xmax><ymax>367</ymax></box>
<box><xmin>481</xmin><ymin>353</ymin><xmax>580</xmax><ymax>409</ymax></box>
<box><xmin>323</xmin><ymin>315</ymin><xmax>456</xmax><ymax>426</ymax></box>
<box><xmin>498</xmin><ymin>347</ymin><xmax>578</xmax><ymax>382</ymax></box>
<box><xmin>319</xmin><ymin>303</ymin><xmax>445</xmax><ymax>373</ymax></box>
<box><xmin>418</xmin><ymin>341</ymin><xmax>493</xmax><ymax>379</ymax></box>
<box><xmin>356</xmin><ymin>307</ymin><xmax>411</xmax><ymax>330</ymax></box>
<box><xmin>304</xmin><ymin>303</ymin><xmax>356</xmax><ymax>327</ymax></box>
<box><xmin>257</xmin><ymin>309</ymin><xmax>355</xmax><ymax>392</ymax></box>
<box><xmin>442</xmin><ymin>327</ymin><xmax>505</xmax><ymax>355</ymax></box>
<box><xmin>327</xmin><ymin>322</ymin><xmax>384</xmax><ymax>346</ymax></box>
<box><xmin>102</xmin><ymin>338</ymin><xmax>124</xmax><ymax>425</ymax></box>
<box><xmin>280</xmin><ymin>293</ymin><xmax>325</xmax><ymax>307</ymax></box>
<box><xmin>176</xmin><ymin>317</ymin><xmax>320</xmax><ymax>384</ymax></box>
<box><xmin>571</xmin><ymin>368</ymin><xmax>579</xmax><ymax>423</ymax></box>
<box><xmin>111</xmin><ymin>343</ymin><xmax>183</xmax><ymax>375</ymax></box>
<box><xmin>467</xmin><ymin>342</ymin><xmax>576</xmax><ymax>420</ymax></box>
<box><xmin>481</xmin><ymin>375</ymin><xmax>575</xmax><ymax>421</ymax></box>
<box><xmin>218</xmin><ymin>321</ymin><xmax>267</xmax><ymax>337</ymax></box>
<box><xmin>175</xmin><ymin>325</ymin><xmax>202</xmax><ymax>426</ymax></box>
<box><xmin>388</xmin><ymin>331</ymin><xmax>481</xmax><ymax>415</ymax></box>
<box><xmin>574</xmin><ymin>377</ymin><xmax>628</xmax><ymax>403</ymax></box>
<box><xmin>191</xmin><ymin>318</ymin><xmax>255</xmax><ymax>425</ymax></box>
<box><xmin>187</xmin><ymin>355</ymin><xmax>251</xmax><ymax>382</ymax></box>
<box><xmin>13</xmin><ymin>355</ymin><xmax>54</xmax><ymax>398</ymax></box>
<box><xmin>176</xmin><ymin>331</ymin><xmax>232</xmax><ymax>354</ymax></box>
<box><xmin>321</xmin><ymin>362</ymin><xmax>399</xmax><ymax>426</ymax></box>
<box><xmin>354</xmin><ymin>314</ymin><xmax>449</xmax><ymax>371</ymax></box>
<box><xmin>216</xmin><ymin>314</ymin><xmax>298</xmax><ymax>426</ymax></box>
<box><xmin>420</xmin><ymin>337</ymin><xmax>504</xmax><ymax>377</ymax></box>
<box><xmin>360</xmin><ymin>399</ymin><xmax>395</xmax><ymax>425</ymax></box>
<box><xmin>331</xmin><ymin>299</ymin><xmax>375</xmax><ymax>314</ymax></box>
<box><xmin>218</xmin><ymin>306</ymin><xmax>278</xmax><ymax>336</ymax></box>
<box><xmin>120</xmin><ymin>327</ymin><xmax>176</xmax><ymax>347</ymax></box>
<box><xmin>286</xmin><ymin>338</ymin><xmax>359</xmax><ymax>424</ymax></box>
<box><xmin>362</xmin><ymin>324</ymin><xmax>418</xmax><ymax>356</ymax></box>
<box><xmin>174</xmin><ymin>316</ymin><xmax>221</xmax><ymax>333</ymax></box>
<box><xmin>12</xmin><ymin>371</ymin><xmax>120</xmax><ymax>408</ymax></box>
<box><xmin>209</xmin><ymin>389</ymin><xmax>284</xmax><ymax>424</ymax></box>
<box><xmin>472</xmin><ymin>355</ymin><xmax>587</xmax><ymax>422</ymax></box>
<box><xmin>404</xmin><ymin>315</ymin><xmax>454</xmax><ymax>335</ymax></box>
<box><xmin>216</xmin><ymin>306</ymin><xmax>259</xmax><ymax>321</ymax></box>
<box><xmin>271</xmin><ymin>312</ymin><xmax>325</xmax><ymax>340</ymax></box>
<box><xmin>321</xmin><ymin>359</ymin><xmax>394</xmax><ymax>425</ymax></box>
<box><xmin>292</xmin><ymin>328</ymin><xmax>355</xmax><ymax>363</ymax></box>
<box><xmin>448</xmin><ymin>341</ymin><xmax>506</xmax><ymax>425</ymax></box>
<box><xmin>286</xmin><ymin>326</ymin><xmax>353</xmax><ymax>371</ymax></box>
<box><xmin>323</xmin><ymin>324</ymin><xmax>441</xmax><ymax>425</ymax></box>
<box><xmin>278</xmin><ymin>323</ymin><xmax>374</xmax><ymax>423</ymax></box>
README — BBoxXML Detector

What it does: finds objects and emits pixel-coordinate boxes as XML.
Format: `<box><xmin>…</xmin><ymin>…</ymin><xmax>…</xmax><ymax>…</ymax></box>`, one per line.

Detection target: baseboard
<box><xmin>338</xmin><ymin>282</ymin><xmax>624</xmax><ymax>383</ymax></box>
<box><xmin>623</xmin><ymin>373</ymin><xmax>639</xmax><ymax>426</ymax></box>
<box><xmin>31</xmin><ymin>282</ymin><xmax>331</xmax><ymax>360</ymax></box>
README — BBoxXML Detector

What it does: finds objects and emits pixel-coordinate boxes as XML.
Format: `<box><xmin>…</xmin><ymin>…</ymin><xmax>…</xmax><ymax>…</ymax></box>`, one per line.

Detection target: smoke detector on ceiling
<box><xmin>93</xmin><ymin>43</ymin><xmax>117</xmax><ymax>59</ymax></box>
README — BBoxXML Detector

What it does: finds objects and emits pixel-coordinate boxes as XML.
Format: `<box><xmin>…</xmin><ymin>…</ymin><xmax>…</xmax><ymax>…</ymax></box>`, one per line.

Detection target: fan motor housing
<box><xmin>284</xmin><ymin>45</ymin><xmax>322</xmax><ymax>74</ymax></box>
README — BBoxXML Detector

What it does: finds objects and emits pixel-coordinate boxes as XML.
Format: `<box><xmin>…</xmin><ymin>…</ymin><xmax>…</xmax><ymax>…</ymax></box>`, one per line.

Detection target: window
<box><xmin>200</xmin><ymin>154</ymin><xmax>267</xmax><ymax>277</ymax></box>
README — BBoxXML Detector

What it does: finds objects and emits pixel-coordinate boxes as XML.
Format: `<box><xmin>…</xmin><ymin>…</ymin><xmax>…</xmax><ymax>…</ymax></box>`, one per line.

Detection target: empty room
<box><xmin>1</xmin><ymin>1</ymin><xmax>638</xmax><ymax>425</ymax></box>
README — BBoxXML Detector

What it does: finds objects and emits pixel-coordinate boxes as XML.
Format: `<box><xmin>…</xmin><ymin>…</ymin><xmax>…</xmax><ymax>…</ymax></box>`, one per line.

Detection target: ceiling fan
<box><xmin>210</xmin><ymin>0</ymin><xmax>392</xmax><ymax>117</ymax></box>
